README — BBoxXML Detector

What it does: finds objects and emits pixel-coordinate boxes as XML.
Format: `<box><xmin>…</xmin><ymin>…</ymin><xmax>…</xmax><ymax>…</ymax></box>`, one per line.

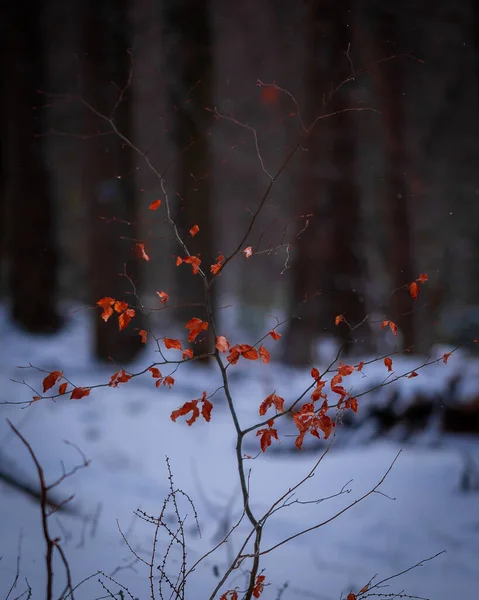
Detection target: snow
<box><xmin>0</xmin><ymin>305</ymin><xmax>478</xmax><ymax>599</ymax></box>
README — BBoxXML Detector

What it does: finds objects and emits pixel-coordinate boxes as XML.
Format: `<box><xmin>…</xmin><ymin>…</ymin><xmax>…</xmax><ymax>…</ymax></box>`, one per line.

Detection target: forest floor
<box><xmin>0</xmin><ymin>305</ymin><xmax>478</xmax><ymax>600</ymax></box>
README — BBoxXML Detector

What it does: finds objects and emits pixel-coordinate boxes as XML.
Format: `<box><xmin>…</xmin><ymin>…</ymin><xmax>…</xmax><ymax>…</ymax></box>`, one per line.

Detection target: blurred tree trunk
<box><xmin>469</xmin><ymin>0</ymin><xmax>479</xmax><ymax>307</ymax></box>
<box><xmin>162</xmin><ymin>0</ymin><xmax>215</xmax><ymax>360</ymax></box>
<box><xmin>283</xmin><ymin>1</ymin><xmax>367</xmax><ymax>365</ymax></box>
<box><xmin>82</xmin><ymin>0</ymin><xmax>144</xmax><ymax>364</ymax></box>
<box><xmin>3</xmin><ymin>0</ymin><xmax>62</xmax><ymax>332</ymax></box>
<box><xmin>0</xmin><ymin>22</ymin><xmax>6</xmax><ymax>297</ymax></box>
<box><xmin>328</xmin><ymin>41</ymin><xmax>369</xmax><ymax>354</ymax></box>
<box><xmin>373</xmin><ymin>12</ymin><xmax>416</xmax><ymax>350</ymax></box>
<box><xmin>283</xmin><ymin>4</ymin><xmax>334</xmax><ymax>367</ymax></box>
<box><xmin>475</xmin><ymin>0</ymin><xmax>479</xmax><ymax>115</ymax></box>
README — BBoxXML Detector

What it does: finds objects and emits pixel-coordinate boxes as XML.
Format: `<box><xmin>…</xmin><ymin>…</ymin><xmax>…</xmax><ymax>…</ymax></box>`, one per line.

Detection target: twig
<box><xmin>241</xmin><ymin>451</ymin><xmax>401</xmax><ymax>558</ymax></box>
<box><xmin>7</xmin><ymin>420</ymin><xmax>86</xmax><ymax>600</ymax></box>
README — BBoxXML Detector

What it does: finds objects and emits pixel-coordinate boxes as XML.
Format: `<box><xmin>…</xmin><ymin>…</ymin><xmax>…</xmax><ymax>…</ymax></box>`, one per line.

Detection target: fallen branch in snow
<box><xmin>0</xmin><ymin>460</ymin><xmax>77</xmax><ymax>516</ymax></box>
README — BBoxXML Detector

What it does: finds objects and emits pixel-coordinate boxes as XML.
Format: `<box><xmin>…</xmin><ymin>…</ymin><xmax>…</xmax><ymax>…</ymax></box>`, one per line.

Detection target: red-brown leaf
<box><xmin>163</xmin><ymin>375</ymin><xmax>175</xmax><ymax>389</ymax></box>
<box><xmin>171</xmin><ymin>400</ymin><xmax>200</xmax><ymax>426</ymax></box>
<box><xmin>70</xmin><ymin>387</ymin><xmax>90</xmax><ymax>400</ymax></box>
<box><xmin>210</xmin><ymin>254</ymin><xmax>225</xmax><ymax>275</ymax></box>
<box><xmin>253</xmin><ymin>575</ymin><xmax>265</xmax><ymax>598</ymax></box>
<box><xmin>156</xmin><ymin>291</ymin><xmax>169</xmax><ymax>304</ymax></box>
<box><xmin>317</xmin><ymin>414</ymin><xmax>334</xmax><ymax>439</ymax></box>
<box><xmin>215</xmin><ymin>335</ymin><xmax>230</xmax><ymax>353</ymax></box>
<box><xmin>311</xmin><ymin>381</ymin><xmax>326</xmax><ymax>401</ymax></box>
<box><xmin>183</xmin><ymin>255</ymin><xmax>201</xmax><ymax>275</ymax></box>
<box><xmin>149</xmin><ymin>199</ymin><xmax>161</xmax><ymax>210</ymax></box>
<box><xmin>345</xmin><ymin>397</ymin><xmax>358</xmax><ymax>412</ymax></box>
<box><xmin>137</xmin><ymin>243</ymin><xmax>150</xmax><ymax>261</ymax></box>
<box><xmin>97</xmin><ymin>297</ymin><xmax>115</xmax><ymax>322</ymax></box>
<box><xmin>331</xmin><ymin>385</ymin><xmax>348</xmax><ymax>397</ymax></box>
<box><xmin>226</xmin><ymin>347</ymin><xmax>241</xmax><ymax>365</ymax></box>
<box><xmin>97</xmin><ymin>297</ymin><xmax>115</xmax><ymax>309</ymax></box>
<box><xmin>109</xmin><ymin>370</ymin><xmax>132</xmax><ymax>387</ymax></box>
<box><xmin>259</xmin><ymin>345</ymin><xmax>270</xmax><ymax>364</ymax></box>
<box><xmin>259</xmin><ymin>392</ymin><xmax>285</xmax><ymax>416</ymax></box>
<box><xmin>338</xmin><ymin>363</ymin><xmax>354</xmax><ymax>377</ymax></box>
<box><xmin>388</xmin><ymin>321</ymin><xmax>398</xmax><ymax>335</ymax></box>
<box><xmin>118</xmin><ymin>308</ymin><xmax>135</xmax><ymax>331</ymax></box>
<box><xmin>43</xmin><ymin>370</ymin><xmax>63</xmax><ymax>393</ymax></box>
<box><xmin>201</xmin><ymin>398</ymin><xmax>213</xmax><ymax>421</ymax></box>
<box><xmin>409</xmin><ymin>281</ymin><xmax>419</xmax><ymax>299</ymax></box>
<box><xmin>261</xmin><ymin>83</ymin><xmax>280</xmax><ymax>104</ymax></box>
<box><xmin>330</xmin><ymin>373</ymin><xmax>342</xmax><ymax>388</ymax></box>
<box><xmin>382</xmin><ymin>320</ymin><xmax>398</xmax><ymax>336</ymax></box>
<box><xmin>219</xmin><ymin>592</ymin><xmax>238</xmax><ymax>600</ymax></box>
<box><xmin>185</xmin><ymin>317</ymin><xmax>208</xmax><ymax>342</ymax></box>
<box><xmin>256</xmin><ymin>427</ymin><xmax>279</xmax><ymax>452</ymax></box>
<box><xmin>114</xmin><ymin>300</ymin><xmax>128</xmax><ymax>313</ymax></box>
<box><xmin>164</xmin><ymin>338</ymin><xmax>183</xmax><ymax>350</ymax></box>
<box><xmin>235</xmin><ymin>344</ymin><xmax>259</xmax><ymax>361</ymax></box>
<box><xmin>295</xmin><ymin>430</ymin><xmax>307</xmax><ymax>450</ymax></box>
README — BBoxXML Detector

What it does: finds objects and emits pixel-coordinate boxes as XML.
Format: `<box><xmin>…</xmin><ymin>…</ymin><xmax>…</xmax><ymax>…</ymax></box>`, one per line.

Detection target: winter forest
<box><xmin>1</xmin><ymin>0</ymin><xmax>479</xmax><ymax>599</ymax></box>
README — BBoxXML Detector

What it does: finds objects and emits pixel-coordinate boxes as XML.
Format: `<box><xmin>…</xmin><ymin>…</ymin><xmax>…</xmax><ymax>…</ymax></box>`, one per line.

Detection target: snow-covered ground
<box><xmin>0</xmin><ymin>305</ymin><xmax>478</xmax><ymax>599</ymax></box>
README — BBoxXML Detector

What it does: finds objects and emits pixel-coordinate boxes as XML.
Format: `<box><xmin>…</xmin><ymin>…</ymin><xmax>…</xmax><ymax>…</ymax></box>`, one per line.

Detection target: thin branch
<box><xmin>360</xmin><ymin>551</ymin><xmax>446</xmax><ymax>599</ymax></box>
<box><xmin>241</xmin><ymin>451</ymin><xmax>401</xmax><ymax>558</ymax></box>
<box><xmin>7</xmin><ymin>421</ymin><xmax>80</xmax><ymax>600</ymax></box>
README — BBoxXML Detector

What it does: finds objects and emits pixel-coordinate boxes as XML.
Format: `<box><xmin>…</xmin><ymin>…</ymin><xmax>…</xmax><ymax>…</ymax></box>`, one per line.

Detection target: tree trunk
<box><xmin>373</xmin><ymin>12</ymin><xmax>416</xmax><ymax>350</ymax></box>
<box><xmin>0</xmin><ymin>16</ymin><xmax>6</xmax><ymax>298</ymax></box>
<box><xmin>328</xmin><ymin>101</ymin><xmax>369</xmax><ymax>355</ymax></box>
<box><xmin>3</xmin><ymin>1</ymin><xmax>62</xmax><ymax>333</ymax></box>
<box><xmin>162</xmin><ymin>0</ymin><xmax>215</xmax><ymax>360</ymax></box>
<box><xmin>82</xmin><ymin>0</ymin><xmax>145</xmax><ymax>364</ymax></box>
<box><xmin>283</xmin><ymin>1</ymin><xmax>367</xmax><ymax>365</ymax></box>
<box><xmin>283</xmin><ymin>3</ymin><xmax>333</xmax><ymax>367</ymax></box>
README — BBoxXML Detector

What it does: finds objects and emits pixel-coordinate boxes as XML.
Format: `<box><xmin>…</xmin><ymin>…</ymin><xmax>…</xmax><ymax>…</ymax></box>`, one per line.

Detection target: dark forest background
<box><xmin>1</xmin><ymin>0</ymin><xmax>479</xmax><ymax>368</ymax></box>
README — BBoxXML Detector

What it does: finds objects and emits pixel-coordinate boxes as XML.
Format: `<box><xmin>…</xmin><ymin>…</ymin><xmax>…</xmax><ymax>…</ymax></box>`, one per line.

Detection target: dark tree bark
<box><xmin>373</xmin><ymin>12</ymin><xmax>416</xmax><ymax>350</ymax></box>
<box><xmin>328</xmin><ymin>96</ymin><xmax>370</xmax><ymax>354</ymax></box>
<box><xmin>469</xmin><ymin>0</ymin><xmax>479</xmax><ymax>307</ymax></box>
<box><xmin>283</xmin><ymin>1</ymin><xmax>368</xmax><ymax>365</ymax></box>
<box><xmin>283</xmin><ymin>4</ymin><xmax>334</xmax><ymax>367</ymax></box>
<box><xmin>3</xmin><ymin>1</ymin><xmax>62</xmax><ymax>332</ymax></box>
<box><xmin>162</xmin><ymin>0</ymin><xmax>215</xmax><ymax>360</ymax></box>
<box><xmin>82</xmin><ymin>0</ymin><xmax>145</xmax><ymax>364</ymax></box>
<box><xmin>0</xmin><ymin>18</ymin><xmax>6</xmax><ymax>298</ymax></box>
